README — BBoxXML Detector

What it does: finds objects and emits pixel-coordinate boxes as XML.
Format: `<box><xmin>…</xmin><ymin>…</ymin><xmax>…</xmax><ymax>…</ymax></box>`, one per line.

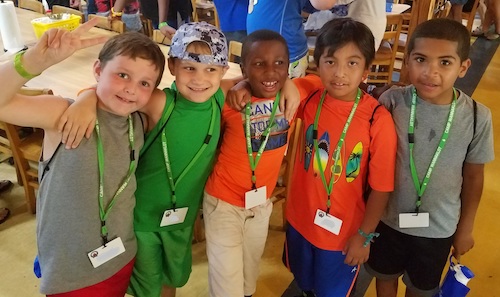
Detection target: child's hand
<box><xmin>26</xmin><ymin>17</ymin><xmax>107</xmax><ymax>75</ymax></box>
<box><xmin>452</xmin><ymin>228</ymin><xmax>475</xmax><ymax>261</ymax></box>
<box><xmin>280</xmin><ymin>78</ymin><xmax>300</xmax><ymax>121</ymax></box>
<box><xmin>57</xmin><ymin>88</ymin><xmax>98</xmax><ymax>149</ymax></box>
<box><xmin>226</xmin><ymin>80</ymin><xmax>252</xmax><ymax>111</ymax></box>
<box><xmin>342</xmin><ymin>233</ymin><xmax>370</xmax><ymax>266</ymax></box>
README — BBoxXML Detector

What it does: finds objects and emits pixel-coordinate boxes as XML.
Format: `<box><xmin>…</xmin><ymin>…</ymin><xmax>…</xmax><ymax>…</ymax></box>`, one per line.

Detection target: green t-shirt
<box><xmin>134</xmin><ymin>86</ymin><xmax>224</xmax><ymax>232</ymax></box>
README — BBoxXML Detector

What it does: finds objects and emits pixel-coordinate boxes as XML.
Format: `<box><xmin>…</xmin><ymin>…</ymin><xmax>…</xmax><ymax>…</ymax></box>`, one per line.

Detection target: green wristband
<box><xmin>358</xmin><ymin>229</ymin><xmax>380</xmax><ymax>247</ymax></box>
<box><xmin>158</xmin><ymin>22</ymin><xmax>168</xmax><ymax>29</ymax></box>
<box><xmin>14</xmin><ymin>50</ymin><xmax>40</xmax><ymax>80</ymax></box>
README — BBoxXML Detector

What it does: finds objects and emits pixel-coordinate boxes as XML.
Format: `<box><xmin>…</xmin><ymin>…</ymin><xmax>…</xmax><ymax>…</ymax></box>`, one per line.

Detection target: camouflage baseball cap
<box><xmin>168</xmin><ymin>22</ymin><xmax>228</xmax><ymax>66</ymax></box>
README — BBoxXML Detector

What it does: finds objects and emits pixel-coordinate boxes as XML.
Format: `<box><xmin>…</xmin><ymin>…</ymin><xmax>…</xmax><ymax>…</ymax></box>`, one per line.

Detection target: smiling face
<box><xmin>317</xmin><ymin>42</ymin><xmax>368</xmax><ymax>102</ymax></box>
<box><xmin>94</xmin><ymin>55</ymin><xmax>159</xmax><ymax>116</ymax></box>
<box><xmin>168</xmin><ymin>42</ymin><xmax>228</xmax><ymax>103</ymax></box>
<box><xmin>407</xmin><ymin>38</ymin><xmax>470</xmax><ymax>104</ymax></box>
<box><xmin>240</xmin><ymin>40</ymin><xmax>289</xmax><ymax>99</ymax></box>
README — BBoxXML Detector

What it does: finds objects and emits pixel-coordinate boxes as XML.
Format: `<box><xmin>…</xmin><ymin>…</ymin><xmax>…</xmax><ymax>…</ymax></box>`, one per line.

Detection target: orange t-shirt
<box><xmin>286</xmin><ymin>76</ymin><xmax>397</xmax><ymax>251</ymax></box>
<box><xmin>205</xmin><ymin>96</ymin><xmax>290</xmax><ymax>207</ymax></box>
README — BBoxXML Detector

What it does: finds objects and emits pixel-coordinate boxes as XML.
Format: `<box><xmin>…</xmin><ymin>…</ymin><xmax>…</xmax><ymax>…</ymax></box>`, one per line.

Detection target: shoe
<box><xmin>0</xmin><ymin>207</ymin><xmax>10</xmax><ymax>224</ymax></box>
<box><xmin>0</xmin><ymin>180</ymin><xmax>13</xmax><ymax>194</ymax></box>
<box><xmin>471</xmin><ymin>26</ymin><xmax>484</xmax><ymax>37</ymax></box>
<box><xmin>486</xmin><ymin>33</ymin><xmax>500</xmax><ymax>40</ymax></box>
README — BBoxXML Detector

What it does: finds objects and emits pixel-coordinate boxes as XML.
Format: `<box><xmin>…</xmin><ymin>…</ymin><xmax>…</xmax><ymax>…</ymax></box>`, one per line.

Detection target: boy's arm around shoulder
<box><xmin>138</xmin><ymin>88</ymin><xmax>167</xmax><ymax>133</ymax></box>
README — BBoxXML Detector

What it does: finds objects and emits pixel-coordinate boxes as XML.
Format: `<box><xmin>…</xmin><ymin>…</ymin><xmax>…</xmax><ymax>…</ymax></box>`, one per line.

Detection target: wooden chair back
<box><xmin>19</xmin><ymin>0</ymin><xmax>44</xmax><ymax>13</ymax></box>
<box><xmin>461</xmin><ymin>0</ymin><xmax>480</xmax><ymax>32</ymax></box>
<box><xmin>2</xmin><ymin>88</ymin><xmax>53</xmax><ymax>214</ymax></box>
<box><xmin>140</xmin><ymin>15</ymin><xmax>153</xmax><ymax>37</ymax></box>
<box><xmin>88</xmin><ymin>14</ymin><xmax>125</xmax><ymax>33</ymax></box>
<box><xmin>228</xmin><ymin>40</ymin><xmax>242</xmax><ymax>63</ymax></box>
<box><xmin>52</xmin><ymin>5</ymin><xmax>84</xmax><ymax>23</ymax></box>
<box><xmin>270</xmin><ymin>118</ymin><xmax>302</xmax><ymax>230</ymax></box>
<box><xmin>368</xmin><ymin>14</ymin><xmax>403</xmax><ymax>85</ymax></box>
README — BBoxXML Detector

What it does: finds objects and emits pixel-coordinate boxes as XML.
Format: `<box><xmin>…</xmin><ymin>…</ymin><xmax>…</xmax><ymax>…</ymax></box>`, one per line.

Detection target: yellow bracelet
<box><xmin>14</xmin><ymin>50</ymin><xmax>40</xmax><ymax>80</ymax></box>
<box><xmin>111</xmin><ymin>7</ymin><xmax>122</xmax><ymax>17</ymax></box>
<box><xmin>77</xmin><ymin>87</ymin><xmax>97</xmax><ymax>97</ymax></box>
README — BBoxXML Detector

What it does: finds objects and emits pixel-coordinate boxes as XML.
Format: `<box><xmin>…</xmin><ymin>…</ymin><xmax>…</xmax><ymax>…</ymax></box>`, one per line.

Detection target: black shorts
<box><xmin>366</xmin><ymin>221</ymin><xmax>453</xmax><ymax>292</ymax></box>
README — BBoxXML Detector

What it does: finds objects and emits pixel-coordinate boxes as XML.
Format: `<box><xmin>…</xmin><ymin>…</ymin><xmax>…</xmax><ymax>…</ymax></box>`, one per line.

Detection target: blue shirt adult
<box><xmin>247</xmin><ymin>0</ymin><xmax>309</xmax><ymax>63</ymax></box>
<box><xmin>247</xmin><ymin>0</ymin><xmax>336</xmax><ymax>63</ymax></box>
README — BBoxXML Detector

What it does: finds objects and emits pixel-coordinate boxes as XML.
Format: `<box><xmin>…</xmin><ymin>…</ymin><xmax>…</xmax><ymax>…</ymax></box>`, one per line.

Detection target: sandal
<box><xmin>486</xmin><ymin>33</ymin><xmax>500</xmax><ymax>40</ymax></box>
<box><xmin>0</xmin><ymin>207</ymin><xmax>10</xmax><ymax>224</ymax></box>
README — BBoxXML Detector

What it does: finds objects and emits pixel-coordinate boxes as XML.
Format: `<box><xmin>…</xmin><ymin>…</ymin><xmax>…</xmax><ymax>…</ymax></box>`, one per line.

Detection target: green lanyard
<box><xmin>161</xmin><ymin>97</ymin><xmax>217</xmax><ymax>209</ymax></box>
<box><xmin>95</xmin><ymin>115</ymin><xmax>135</xmax><ymax>245</ymax></box>
<box><xmin>409</xmin><ymin>87</ymin><xmax>456</xmax><ymax>212</ymax></box>
<box><xmin>245</xmin><ymin>92</ymin><xmax>281</xmax><ymax>189</ymax></box>
<box><xmin>313</xmin><ymin>89</ymin><xmax>361</xmax><ymax>214</ymax></box>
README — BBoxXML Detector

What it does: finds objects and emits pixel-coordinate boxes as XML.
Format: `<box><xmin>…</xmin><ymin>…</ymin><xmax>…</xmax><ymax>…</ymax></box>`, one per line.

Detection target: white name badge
<box><xmin>399</xmin><ymin>212</ymin><xmax>430</xmax><ymax>228</ymax></box>
<box><xmin>245</xmin><ymin>186</ymin><xmax>267</xmax><ymax>209</ymax></box>
<box><xmin>313</xmin><ymin>209</ymin><xmax>343</xmax><ymax>235</ymax></box>
<box><xmin>88</xmin><ymin>237</ymin><xmax>126</xmax><ymax>268</ymax></box>
<box><xmin>160</xmin><ymin>207</ymin><xmax>189</xmax><ymax>227</ymax></box>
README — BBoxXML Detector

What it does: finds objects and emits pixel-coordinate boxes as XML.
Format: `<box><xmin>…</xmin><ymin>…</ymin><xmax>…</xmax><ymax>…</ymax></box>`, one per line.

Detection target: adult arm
<box><xmin>452</xmin><ymin>162</ymin><xmax>484</xmax><ymax>260</ymax></box>
<box><xmin>158</xmin><ymin>0</ymin><xmax>176</xmax><ymax>38</ymax></box>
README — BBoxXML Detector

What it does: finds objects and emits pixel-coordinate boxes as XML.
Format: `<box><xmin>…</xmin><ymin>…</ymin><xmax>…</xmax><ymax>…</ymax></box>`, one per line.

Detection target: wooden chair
<box><xmin>393</xmin><ymin>12</ymin><xmax>411</xmax><ymax>72</ymax></box>
<box><xmin>18</xmin><ymin>0</ymin><xmax>44</xmax><ymax>13</ymax></box>
<box><xmin>191</xmin><ymin>0</ymin><xmax>220</xmax><ymax>28</ymax></box>
<box><xmin>228</xmin><ymin>40</ymin><xmax>242</xmax><ymax>63</ymax></box>
<box><xmin>305</xmin><ymin>47</ymin><xmax>318</xmax><ymax>75</ymax></box>
<box><xmin>433</xmin><ymin>0</ymin><xmax>452</xmax><ymax>18</ymax></box>
<box><xmin>140</xmin><ymin>16</ymin><xmax>153</xmax><ymax>37</ymax></box>
<box><xmin>367</xmin><ymin>14</ymin><xmax>403</xmax><ymax>85</ymax></box>
<box><xmin>2</xmin><ymin>88</ymin><xmax>53</xmax><ymax>214</ymax></box>
<box><xmin>270</xmin><ymin>118</ymin><xmax>302</xmax><ymax>230</ymax></box>
<box><xmin>88</xmin><ymin>14</ymin><xmax>125</xmax><ymax>33</ymax></box>
<box><xmin>152</xmin><ymin>29</ymin><xmax>171</xmax><ymax>45</ymax></box>
<box><xmin>461</xmin><ymin>0</ymin><xmax>480</xmax><ymax>32</ymax></box>
<box><xmin>52</xmin><ymin>5</ymin><xmax>84</xmax><ymax>23</ymax></box>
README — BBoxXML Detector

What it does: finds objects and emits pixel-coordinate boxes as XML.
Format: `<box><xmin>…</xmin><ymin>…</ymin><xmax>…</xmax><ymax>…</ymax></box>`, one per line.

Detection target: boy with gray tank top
<box><xmin>0</xmin><ymin>20</ymin><xmax>165</xmax><ymax>296</ymax></box>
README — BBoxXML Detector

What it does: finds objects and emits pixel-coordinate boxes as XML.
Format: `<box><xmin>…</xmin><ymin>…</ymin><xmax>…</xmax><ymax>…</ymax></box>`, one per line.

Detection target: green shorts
<box><xmin>127</xmin><ymin>227</ymin><xmax>194</xmax><ymax>296</ymax></box>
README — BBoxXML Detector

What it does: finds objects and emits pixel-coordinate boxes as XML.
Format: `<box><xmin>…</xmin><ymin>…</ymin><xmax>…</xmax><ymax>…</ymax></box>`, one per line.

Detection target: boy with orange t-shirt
<box><xmin>203</xmin><ymin>29</ymin><xmax>293</xmax><ymax>297</ymax></box>
<box><xmin>283</xmin><ymin>18</ymin><xmax>397</xmax><ymax>296</ymax></box>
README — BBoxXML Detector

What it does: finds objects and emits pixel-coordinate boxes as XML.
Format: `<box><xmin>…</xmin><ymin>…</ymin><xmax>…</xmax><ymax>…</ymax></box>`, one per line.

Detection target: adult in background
<box><xmin>247</xmin><ymin>0</ymin><xmax>337</xmax><ymax>78</ymax></box>
<box><xmin>213</xmin><ymin>0</ymin><xmax>248</xmax><ymax>44</ymax></box>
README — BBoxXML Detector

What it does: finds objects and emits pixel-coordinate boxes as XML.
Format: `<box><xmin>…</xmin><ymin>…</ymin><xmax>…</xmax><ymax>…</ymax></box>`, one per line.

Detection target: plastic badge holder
<box><xmin>435</xmin><ymin>256</ymin><xmax>474</xmax><ymax>297</ymax></box>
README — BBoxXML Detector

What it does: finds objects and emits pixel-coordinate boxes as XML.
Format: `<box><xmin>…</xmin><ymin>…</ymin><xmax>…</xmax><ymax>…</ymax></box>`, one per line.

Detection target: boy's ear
<box><xmin>458</xmin><ymin>58</ymin><xmax>472</xmax><ymax>78</ymax></box>
<box><xmin>167</xmin><ymin>58</ymin><xmax>176</xmax><ymax>76</ymax></box>
<box><xmin>93</xmin><ymin>60</ymin><xmax>102</xmax><ymax>82</ymax></box>
<box><xmin>361</xmin><ymin>68</ymin><xmax>369</xmax><ymax>82</ymax></box>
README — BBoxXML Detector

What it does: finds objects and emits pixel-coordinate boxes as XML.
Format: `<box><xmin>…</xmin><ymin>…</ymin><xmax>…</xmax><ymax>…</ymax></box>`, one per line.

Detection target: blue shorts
<box><xmin>283</xmin><ymin>225</ymin><xmax>358</xmax><ymax>297</ymax></box>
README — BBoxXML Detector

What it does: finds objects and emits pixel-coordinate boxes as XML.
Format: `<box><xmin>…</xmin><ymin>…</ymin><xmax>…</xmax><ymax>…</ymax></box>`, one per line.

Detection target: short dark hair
<box><xmin>407</xmin><ymin>18</ymin><xmax>470</xmax><ymax>62</ymax></box>
<box><xmin>241</xmin><ymin>29</ymin><xmax>290</xmax><ymax>66</ymax></box>
<box><xmin>98</xmin><ymin>32</ymin><xmax>165</xmax><ymax>87</ymax></box>
<box><xmin>314</xmin><ymin>18</ymin><xmax>375</xmax><ymax>68</ymax></box>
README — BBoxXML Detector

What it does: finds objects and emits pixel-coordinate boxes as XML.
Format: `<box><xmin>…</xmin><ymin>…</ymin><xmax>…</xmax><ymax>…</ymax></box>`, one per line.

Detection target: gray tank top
<box><xmin>36</xmin><ymin>109</ymin><xmax>143</xmax><ymax>294</ymax></box>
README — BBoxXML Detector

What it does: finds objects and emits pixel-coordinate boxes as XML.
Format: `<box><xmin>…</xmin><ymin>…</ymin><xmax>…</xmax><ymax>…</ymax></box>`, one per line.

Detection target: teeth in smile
<box><xmin>262</xmin><ymin>81</ymin><xmax>277</xmax><ymax>87</ymax></box>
